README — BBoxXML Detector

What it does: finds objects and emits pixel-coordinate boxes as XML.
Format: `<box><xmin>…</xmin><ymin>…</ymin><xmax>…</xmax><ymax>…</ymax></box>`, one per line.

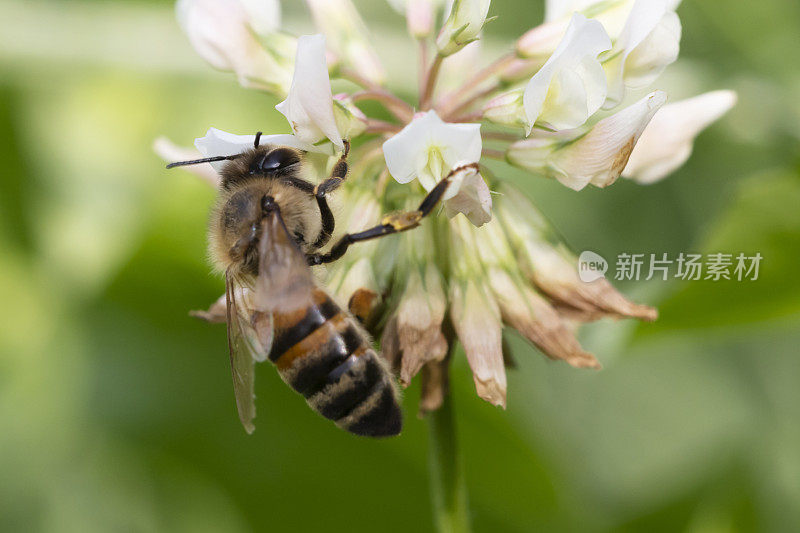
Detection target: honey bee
<box><xmin>167</xmin><ymin>133</ymin><xmax>476</xmax><ymax>437</ymax></box>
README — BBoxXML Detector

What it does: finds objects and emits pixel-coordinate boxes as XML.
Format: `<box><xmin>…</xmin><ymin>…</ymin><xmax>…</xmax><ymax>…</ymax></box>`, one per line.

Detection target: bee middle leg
<box><xmin>306</xmin><ymin>163</ymin><xmax>479</xmax><ymax>266</ymax></box>
<box><xmin>312</xmin><ymin>140</ymin><xmax>351</xmax><ymax>249</ymax></box>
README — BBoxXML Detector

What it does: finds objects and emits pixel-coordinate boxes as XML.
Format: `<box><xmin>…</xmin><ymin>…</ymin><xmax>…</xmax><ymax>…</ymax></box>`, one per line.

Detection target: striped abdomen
<box><xmin>268</xmin><ymin>289</ymin><xmax>402</xmax><ymax>437</ymax></box>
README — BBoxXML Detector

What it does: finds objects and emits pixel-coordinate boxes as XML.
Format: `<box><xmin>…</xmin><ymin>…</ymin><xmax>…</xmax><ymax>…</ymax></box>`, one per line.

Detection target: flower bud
<box><xmin>516</xmin><ymin>18</ymin><xmax>569</xmax><ymax>59</ymax></box>
<box><xmin>436</xmin><ymin>0</ymin><xmax>493</xmax><ymax>57</ymax></box>
<box><xmin>484</xmin><ymin>89</ymin><xmax>527</xmax><ymax>128</ymax></box>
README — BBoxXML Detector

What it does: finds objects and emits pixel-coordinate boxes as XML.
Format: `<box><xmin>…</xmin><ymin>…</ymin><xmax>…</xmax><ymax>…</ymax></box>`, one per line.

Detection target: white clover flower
<box><xmin>383</xmin><ymin>111</ymin><xmax>482</xmax><ymax>190</ymax></box>
<box><xmin>522</xmin><ymin>14</ymin><xmax>611</xmax><ymax>132</ymax></box>
<box><xmin>518</xmin><ymin>0</ymin><xmax>681</xmax><ymax>108</ymax></box>
<box><xmin>624</xmin><ymin>90</ymin><xmax>737</xmax><ymax>184</ymax></box>
<box><xmin>508</xmin><ymin>91</ymin><xmax>667</xmax><ymax>190</ymax></box>
<box><xmin>166</xmin><ymin>0</ymin><xmax>732</xmax><ymax>432</ymax></box>
<box><xmin>493</xmin><ymin>15</ymin><xmax>611</xmax><ymax>132</ymax></box>
<box><xmin>176</xmin><ymin>0</ymin><xmax>292</xmax><ymax>94</ymax></box>
<box><xmin>305</xmin><ymin>0</ymin><xmax>386</xmax><ymax>85</ymax></box>
<box><xmin>602</xmin><ymin>0</ymin><xmax>682</xmax><ymax>108</ymax></box>
<box><xmin>383</xmin><ymin>111</ymin><xmax>490</xmax><ymax>224</ymax></box>
<box><xmin>436</xmin><ymin>0</ymin><xmax>493</xmax><ymax>57</ymax></box>
<box><xmin>276</xmin><ymin>34</ymin><xmax>344</xmax><ymax>151</ymax></box>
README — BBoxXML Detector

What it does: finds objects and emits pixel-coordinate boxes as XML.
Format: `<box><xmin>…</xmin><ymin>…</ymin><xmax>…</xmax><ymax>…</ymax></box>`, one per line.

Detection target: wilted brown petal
<box><xmin>450</xmin><ymin>280</ymin><xmax>507</xmax><ymax>408</ymax></box>
<box><xmin>496</xmin><ymin>186</ymin><xmax>657</xmax><ymax>322</ymax></box>
<box><xmin>490</xmin><ymin>269</ymin><xmax>601</xmax><ymax>370</ymax></box>
<box><xmin>419</xmin><ymin>358</ymin><xmax>449</xmax><ymax>416</ymax></box>
<box><xmin>396</xmin><ymin>267</ymin><xmax>449</xmax><ymax>386</ymax></box>
<box><xmin>380</xmin><ymin>313</ymin><xmax>402</xmax><ymax>374</ymax></box>
<box><xmin>190</xmin><ymin>293</ymin><xmax>227</xmax><ymax>323</ymax></box>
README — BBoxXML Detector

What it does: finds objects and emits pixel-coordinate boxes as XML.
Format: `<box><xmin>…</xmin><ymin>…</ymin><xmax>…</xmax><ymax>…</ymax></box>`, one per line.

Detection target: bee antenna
<box><xmin>165</xmin><ymin>154</ymin><xmax>242</xmax><ymax>169</ymax></box>
<box><xmin>254</xmin><ymin>132</ymin><xmax>263</xmax><ymax>148</ymax></box>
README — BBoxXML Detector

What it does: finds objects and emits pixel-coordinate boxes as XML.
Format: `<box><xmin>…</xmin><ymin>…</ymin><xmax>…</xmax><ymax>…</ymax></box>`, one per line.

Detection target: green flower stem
<box><xmin>428</xmin><ymin>388</ymin><xmax>471</xmax><ymax>533</ymax></box>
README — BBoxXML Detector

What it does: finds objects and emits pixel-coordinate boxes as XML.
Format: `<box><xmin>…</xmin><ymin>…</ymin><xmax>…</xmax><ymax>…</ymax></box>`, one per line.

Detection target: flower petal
<box><xmin>523</xmin><ymin>14</ymin><xmax>611</xmax><ymax>131</ymax></box>
<box><xmin>443</xmin><ymin>165</ymin><xmax>493</xmax><ymax>227</ymax></box>
<box><xmin>450</xmin><ymin>280</ymin><xmax>507</xmax><ymax>408</ymax></box>
<box><xmin>396</xmin><ymin>265</ymin><xmax>449</xmax><ymax>385</ymax></box>
<box><xmin>276</xmin><ymin>34</ymin><xmax>344</xmax><ymax>150</ymax></box>
<box><xmin>153</xmin><ymin>136</ymin><xmax>220</xmax><ymax>187</ymax></box>
<box><xmin>624</xmin><ymin>90</ymin><xmax>737</xmax><ymax>183</ymax></box>
<box><xmin>176</xmin><ymin>0</ymin><xmax>290</xmax><ymax>94</ymax></box>
<box><xmin>489</xmin><ymin>269</ymin><xmax>600</xmax><ymax>369</ymax></box>
<box><xmin>239</xmin><ymin>0</ymin><xmax>281</xmax><ymax>36</ymax></box>
<box><xmin>382</xmin><ymin>111</ymin><xmax>482</xmax><ymax>189</ymax></box>
<box><xmin>603</xmin><ymin>0</ymin><xmax>680</xmax><ymax>108</ymax></box>
<box><xmin>194</xmin><ymin>128</ymin><xmax>325</xmax><ymax>172</ymax></box>
<box><xmin>549</xmin><ymin>91</ymin><xmax>667</xmax><ymax>190</ymax></box>
<box><xmin>496</xmin><ymin>184</ymin><xmax>658</xmax><ymax>321</ymax></box>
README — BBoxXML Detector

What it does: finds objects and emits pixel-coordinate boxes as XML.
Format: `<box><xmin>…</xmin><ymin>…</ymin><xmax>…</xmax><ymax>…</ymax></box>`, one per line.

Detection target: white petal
<box><xmin>624</xmin><ymin>90</ymin><xmax>736</xmax><ymax>184</ymax></box>
<box><xmin>554</xmin><ymin>90</ymin><xmax>667</xmax><ymax>189</ymax></box>
<box><xmin>276</xmin><ymin>34</ymin><xmax>343</xmax><ymax>150</ymax></box>
<box><xmin>176</xmin><ymin>0</ymin><xmax>290</xmax><ymax>93</ymax></box>
<box><xmin>604</xmin><ymin>0</ymin><xmax>680</xmax><ymax>108</ymax></box>
<box><xmin>443</xmin><ymin>167</ymin><xmax>493</xmax><ymax>226</ymax></box>
<box><xmin>154</xmin><ymin>137</ymin><xmax>221</xmax><ymax>187</ymax></box>
<box><xmin>523</xmin><ymin>14</ymin><xmax>611</xmax><ymax>132</ymax></box>
<box><xmin>623</xmin><ymin>10</ymin><xmax>681</xmax><ymax>88</ymax></box>
<box><xmin>239</xmin><ymin>0</ymin><xmax>281</xmax><ymax>36</ymax></box>
<box><xmin>194</xmin><ymin>128</ymin><xmax>325</xmax><ymax>172</ymax></box>
<box><xmin>382</xmin><ymin>111</ymin><xmax>482</xmax><ymax>188</ymax></box>
<box><xmin>383</xmin><ymin>114</ymin><xmax>437</xmax><ymax>184</ymax></box>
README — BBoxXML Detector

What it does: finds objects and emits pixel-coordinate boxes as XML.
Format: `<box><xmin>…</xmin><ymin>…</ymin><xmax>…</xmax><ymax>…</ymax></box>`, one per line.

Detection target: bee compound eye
<box><xmin>256</xmin><ymin>148</ymin><xmax>298</xmax><ymax>173</ymax></box>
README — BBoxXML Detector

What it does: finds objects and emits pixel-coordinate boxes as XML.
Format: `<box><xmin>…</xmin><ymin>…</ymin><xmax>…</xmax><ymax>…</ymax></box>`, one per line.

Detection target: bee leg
<box><xmin>312</xmin><ymin>140</ymin><xmax>351</xmax><ymax>249</ymax></box>
<box><xmin>306</xmin><ymin>162</ymin><xmax>479</xmax><ymax>265</ymax></box>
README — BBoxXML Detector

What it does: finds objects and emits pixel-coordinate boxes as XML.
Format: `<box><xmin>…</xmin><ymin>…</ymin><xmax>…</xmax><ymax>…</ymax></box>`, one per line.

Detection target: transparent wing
<box><xmin>225</xmin><ymin>271</ymin><xmax>273</xmax><ymax>434</ymax></box>
<box><xmin>254</xmin><ymin>209</ymin><xmax>316</xmax><ymax>315</ymax></box>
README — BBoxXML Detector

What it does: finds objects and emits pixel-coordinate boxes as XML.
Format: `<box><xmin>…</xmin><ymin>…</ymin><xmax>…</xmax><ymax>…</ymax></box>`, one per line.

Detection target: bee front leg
<box><xmin>306</xmin><ymin>163</ymin><xmax>479</xmax><ymax>265</ymax></box>
<box><xmin>312</xmin><ymin>141</ymin><xmax>351</xmax><ymax>249</ymax></box>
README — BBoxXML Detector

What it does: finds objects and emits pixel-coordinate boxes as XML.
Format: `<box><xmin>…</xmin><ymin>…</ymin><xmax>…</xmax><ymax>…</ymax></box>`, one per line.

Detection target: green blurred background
<box><xmin>1</xmin><ymin>0</ymin><xmax>799</xmax><ymax>531</ymax></box>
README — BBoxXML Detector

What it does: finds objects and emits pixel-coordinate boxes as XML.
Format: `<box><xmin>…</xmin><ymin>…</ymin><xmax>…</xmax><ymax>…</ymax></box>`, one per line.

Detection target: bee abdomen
<box><xmin>269</xmin><ymin>291</ymin><xmax>402</xmax><ymax>437</ymax></box>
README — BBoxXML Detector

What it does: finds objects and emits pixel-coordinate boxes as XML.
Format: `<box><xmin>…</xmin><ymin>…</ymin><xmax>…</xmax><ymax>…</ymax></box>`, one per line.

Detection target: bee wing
<box><xmin>254</xmin><ymin>209</ymin><xmax>316</xmax><ymax>315</ymax></box>
<box><xmin>225</xmin><ymin>271</ymin><xmax>274</xmax><ymax>434</ymax></box>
